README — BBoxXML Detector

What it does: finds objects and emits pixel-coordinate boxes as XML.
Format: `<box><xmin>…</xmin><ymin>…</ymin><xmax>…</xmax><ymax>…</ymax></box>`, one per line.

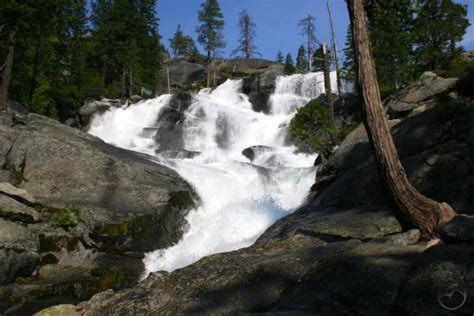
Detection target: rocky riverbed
<box><xmin>1</xmin><ymin>69</ymin><xmax>473</xmax><ymax>315</ymax></box>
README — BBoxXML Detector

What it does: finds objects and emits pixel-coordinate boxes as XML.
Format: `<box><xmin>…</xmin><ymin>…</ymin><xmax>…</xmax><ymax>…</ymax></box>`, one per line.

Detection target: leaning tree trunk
<box><xmin>347</xmin><ymin>0</ymin><xmax>455</xmax><ymax>240</ymax></box>
<box><xmin>0</xmin><ymin>26</ymin><xmax>16</xmax><ymax>112</ymax></box>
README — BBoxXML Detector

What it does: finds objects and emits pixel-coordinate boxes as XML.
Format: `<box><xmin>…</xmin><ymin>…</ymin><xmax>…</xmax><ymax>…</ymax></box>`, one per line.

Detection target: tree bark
<box><xmin>347</xmin><ymin>0</ymin><xmax>455</xmax><ymax>240</ymax></box>
<box><xmin>206</xmin><ymin>51</ymin><xmax>211</xmax><ymax>88</ymax></box>
<box><xmin>322</xmin><ymin>43</ymin><xmax>334</xmax><ymax>124</ymax></box>
<box><xmin>0</xmin><ymin>26</ymin><xmax>16</xmax><ymax>112</ymax></box>
<box><xmin>28</xmin><ymin>37</ymin><xmax>42</xmax><ymax>110</ymax></box>
<box><xmin>327</xmin><ymin>0</ymin><xmax>343</xmax><ymax>98</ymax></box>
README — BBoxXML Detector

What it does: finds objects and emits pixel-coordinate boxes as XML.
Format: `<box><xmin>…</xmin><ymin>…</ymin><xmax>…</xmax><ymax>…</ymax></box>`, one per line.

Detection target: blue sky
<box><xmin>156</xmin><ymin>0</ymin><xmax>474</xmax><ymax>61</ymax></box>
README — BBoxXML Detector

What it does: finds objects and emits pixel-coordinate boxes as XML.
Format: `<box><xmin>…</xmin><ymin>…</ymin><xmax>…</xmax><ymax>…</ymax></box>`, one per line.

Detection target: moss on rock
<box><xmin>92</xmin><ymin>268</ymin><xmax>126</xmax><ymax>291</ymax></box>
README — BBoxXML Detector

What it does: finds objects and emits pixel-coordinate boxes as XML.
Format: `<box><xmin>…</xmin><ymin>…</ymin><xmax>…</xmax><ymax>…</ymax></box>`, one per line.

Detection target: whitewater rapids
<box><xmin>88</xmin><ymin>72</ymin><xmax>343</xmax><ymax>275</ymax></box>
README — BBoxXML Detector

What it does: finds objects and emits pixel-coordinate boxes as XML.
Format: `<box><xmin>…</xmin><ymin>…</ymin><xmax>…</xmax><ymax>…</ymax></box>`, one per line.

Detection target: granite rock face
<box><xmin>386</xmin><ymin>72</ymin><xmax>458</xmax><ymax>118</ymax></box>
<box><xmin>0</xmin><ymin>112</ymin><xmax>198</xmax><ymax>314</ymax></box>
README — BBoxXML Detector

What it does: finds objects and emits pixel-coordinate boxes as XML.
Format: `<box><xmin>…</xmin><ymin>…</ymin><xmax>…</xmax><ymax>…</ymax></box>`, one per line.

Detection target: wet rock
<box><xmin>78</xmin><ymin>99</ymin><xmax>121</xmax><ymax>128</ymax></box>
<box><xmin>242</xmin><ymin>145</ymin><xmax>274</xmax><ymax>161</ymax></box>
<box><xmin>129</xmin><ymin>95</ymin><xmax>142</xmax><ymax>104</ymax></box>
<box><xmin>159</xmin><ymin>150</ymin><xmax>201</xmax><ymax>159</ymax></box>
<box><xmin>154</xmin><ymin>91</ymin><xmax>193</xmax><ymax>151</ymax></box>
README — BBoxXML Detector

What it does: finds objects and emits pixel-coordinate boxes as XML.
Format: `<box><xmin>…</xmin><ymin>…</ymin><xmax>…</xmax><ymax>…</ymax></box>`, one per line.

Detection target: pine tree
<box><xmin>276</xmin><ymin>50</ymin><xmax>284</xmax><ymax>63</ymax></box>
<box><xmin>170</xmin><ymin>25</ymin><xmax>186</xmax><ymax>59</ymax></box>
<box><xmin>91</xmin><ymin>0</ymin><xmax>161</xmax><ymax>97</ymax></box>
<box><xmin>232</xmin><ymin>10</ymin><xmax>260</xmax><ymax>59</ymax></box>
<box><xmin>284</xmin><ymin>53</ymin><xmax>295</xmax><ymax>75</ymax></box>
<box><xmin>368</xmin><ymin>0</ymin><xmax>414</xmax><ymax>93</ymax></box>
<box><xmin>295</xmin><ymin>45</ymin><xmax>308</xmax><ymax>73</ymax></box>
<box><xmin>196</xmin><ymin>0</ymin><xmax>225</xmax><ymax>86</ymax></box>
<box><xmin>413</xmin><ymin>0</ymin><xmax>470</xmax><ymax>72</ymax></box>
<box><xmin>313</xmin><ymin>45</ymin><xmax>332</xmax><ymax>71</ymax></box>
<box><xmin>342</xmin><ymin>25</ymin><xmax>356</xmax><ymax>82</ymax></box>
<box><xmin>298</xmin><ymin>15</ymin><xmax>317</xmax><ymax>72</ymax></box>
<box><xmin>170</xmin><ymin>25</ymin><xmax>198</xmax><ymax>60</ymax></box>
<box><xmin>7</xmin><ymin>0</ymin><xmax>66</xmax><ymax>117</ymax></box>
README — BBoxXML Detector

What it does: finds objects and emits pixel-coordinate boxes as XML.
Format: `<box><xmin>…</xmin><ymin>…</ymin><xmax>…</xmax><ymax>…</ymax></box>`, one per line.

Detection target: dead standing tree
<box><xmin>232</xmin><ymin>10</ymin><xmax>261</xmax><ymax>59</ymax></box>
<box><xmin>347</xmin><ymin>0</ymin><xmax>455</xmax><ymax>240</ymax></box>
<box><xmin>327</xmin><ymin>0</ymin><xmax>343</xmax><ymax>98</ymax></box>
<box><xmin>298</xmin><ymin>15</ymin><xmax>317</xmax><ymax>72</ymax></box>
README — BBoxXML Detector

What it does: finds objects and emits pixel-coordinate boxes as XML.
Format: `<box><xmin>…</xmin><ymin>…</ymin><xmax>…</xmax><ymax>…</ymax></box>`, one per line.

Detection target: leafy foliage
<box><xmin>52</xmin><ymin>208</ymin><xmax>80</xmax><ymax>229</ymax></box>
<box><xmin>289</xmin><ymin>100</ymin><xmax>336</xmax><ymax>153</ymax></box>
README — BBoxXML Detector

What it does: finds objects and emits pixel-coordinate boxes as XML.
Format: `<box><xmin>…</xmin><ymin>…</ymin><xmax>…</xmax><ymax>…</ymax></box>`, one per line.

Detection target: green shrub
<box><xmin>289</xmin><ymin>100</ymin><xmax>336</xmax><ymax>154</ymax></box>
<box><xmin>52</xmin><ymin>208</ymin><xmax>80</xmax><ymax>229</ymax></box>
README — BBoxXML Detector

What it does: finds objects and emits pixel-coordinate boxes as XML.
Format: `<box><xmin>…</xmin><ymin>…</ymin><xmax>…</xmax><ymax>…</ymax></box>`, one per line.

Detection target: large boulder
<box><xmin>385</xmin><ymin>72</ymin><xmax>458</xmax><ymax>118</ymax></box>
<box><xmin>0</xmin><ymin>113</ymin><xmax>197</xmax><ymax>253</ymax></box>
<box><xmin>156</xmin><ymin>61</ymin><xmax>206</xmax><ymax>95</ymax></box>
<box><xmin>0</xmin><ymin>111</ymin><xmax>198</xmax><ymax>314</ymax></box>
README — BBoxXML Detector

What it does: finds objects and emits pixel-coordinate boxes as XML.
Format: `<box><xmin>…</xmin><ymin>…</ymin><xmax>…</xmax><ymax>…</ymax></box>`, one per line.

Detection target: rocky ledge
<box><xmin>43</xmin><ymin>91</ymin><xmax>474</xmax><ymax>314</ymax></box>
<box><xmin>0</xmin><ymin>112</ymin><xmax>198</xmax><ymax>315</ymax></box>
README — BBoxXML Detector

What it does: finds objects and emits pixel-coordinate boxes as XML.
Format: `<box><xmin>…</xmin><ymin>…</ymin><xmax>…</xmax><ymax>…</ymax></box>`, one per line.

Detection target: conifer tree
<box><xmin>276</xmin><ymin>50</ymin><xmax>284</xmax><ymax>63</ymax></box>
<box><xmin>232</xmin><ymin>10</ymin><xmax>260</xmax><ymax>59</ymax></box>
<box><xmin>196</xmin><ymin>0</ymin><xmax>225</xmax><ymax>86</ymax></box>
<box><xmin>170</xmin><ymin>24</ymin><xmax>198</xmax><ymax>60</ymax></box>
<box><xmin>313</xmin><ymin>45</ymin><xmax>332</xmax><ymax>71</ymax></box>
<box><xmin>295</xmin><ymin>45</ymin><xmax>308</xmax><ymax>73</ymax></box>
<box><xmin>342</xmin><ymin>25</ymin><xmax>356</xmax><ymax>82</ymax></box>
<box><xmin>413</xmin><ymin>0</ymin><xmax>470</xmax><ymax>72</ymax></box>
<box><xmin>368</xmin><ymin>0</ymin><xmax>414</xmax><ymax>93</ymax></box>
<box><xmin>90</xmin><ymin>0</ymin><xmax>161</xmax><ymax>97</ymax></box>
<box><xmin>284</xmin><ymin>53</ymin><xmax>295</xmax><ymax>75</ymax></box>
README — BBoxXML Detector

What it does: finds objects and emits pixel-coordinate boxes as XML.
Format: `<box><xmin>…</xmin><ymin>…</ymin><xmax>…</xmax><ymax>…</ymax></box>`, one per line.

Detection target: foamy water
<box><xmin>88</xmin><ymin>72</ymin><xmax>344</xmax><ymax>274</ymax></box>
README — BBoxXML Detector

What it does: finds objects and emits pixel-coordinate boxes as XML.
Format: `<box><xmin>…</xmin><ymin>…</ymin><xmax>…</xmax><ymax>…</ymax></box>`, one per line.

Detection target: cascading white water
<box><xmin>88</xmin><ymin>71</ymin><xmax>341</xmax><ymax>274</ymax></box>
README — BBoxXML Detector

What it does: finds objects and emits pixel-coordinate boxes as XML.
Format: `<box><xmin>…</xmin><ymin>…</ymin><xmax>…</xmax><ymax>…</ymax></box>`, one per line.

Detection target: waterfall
<box><xmin>88</xmin><ymin>71</ymin><xmax>341</xmax><ymax>274</ymax></box>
